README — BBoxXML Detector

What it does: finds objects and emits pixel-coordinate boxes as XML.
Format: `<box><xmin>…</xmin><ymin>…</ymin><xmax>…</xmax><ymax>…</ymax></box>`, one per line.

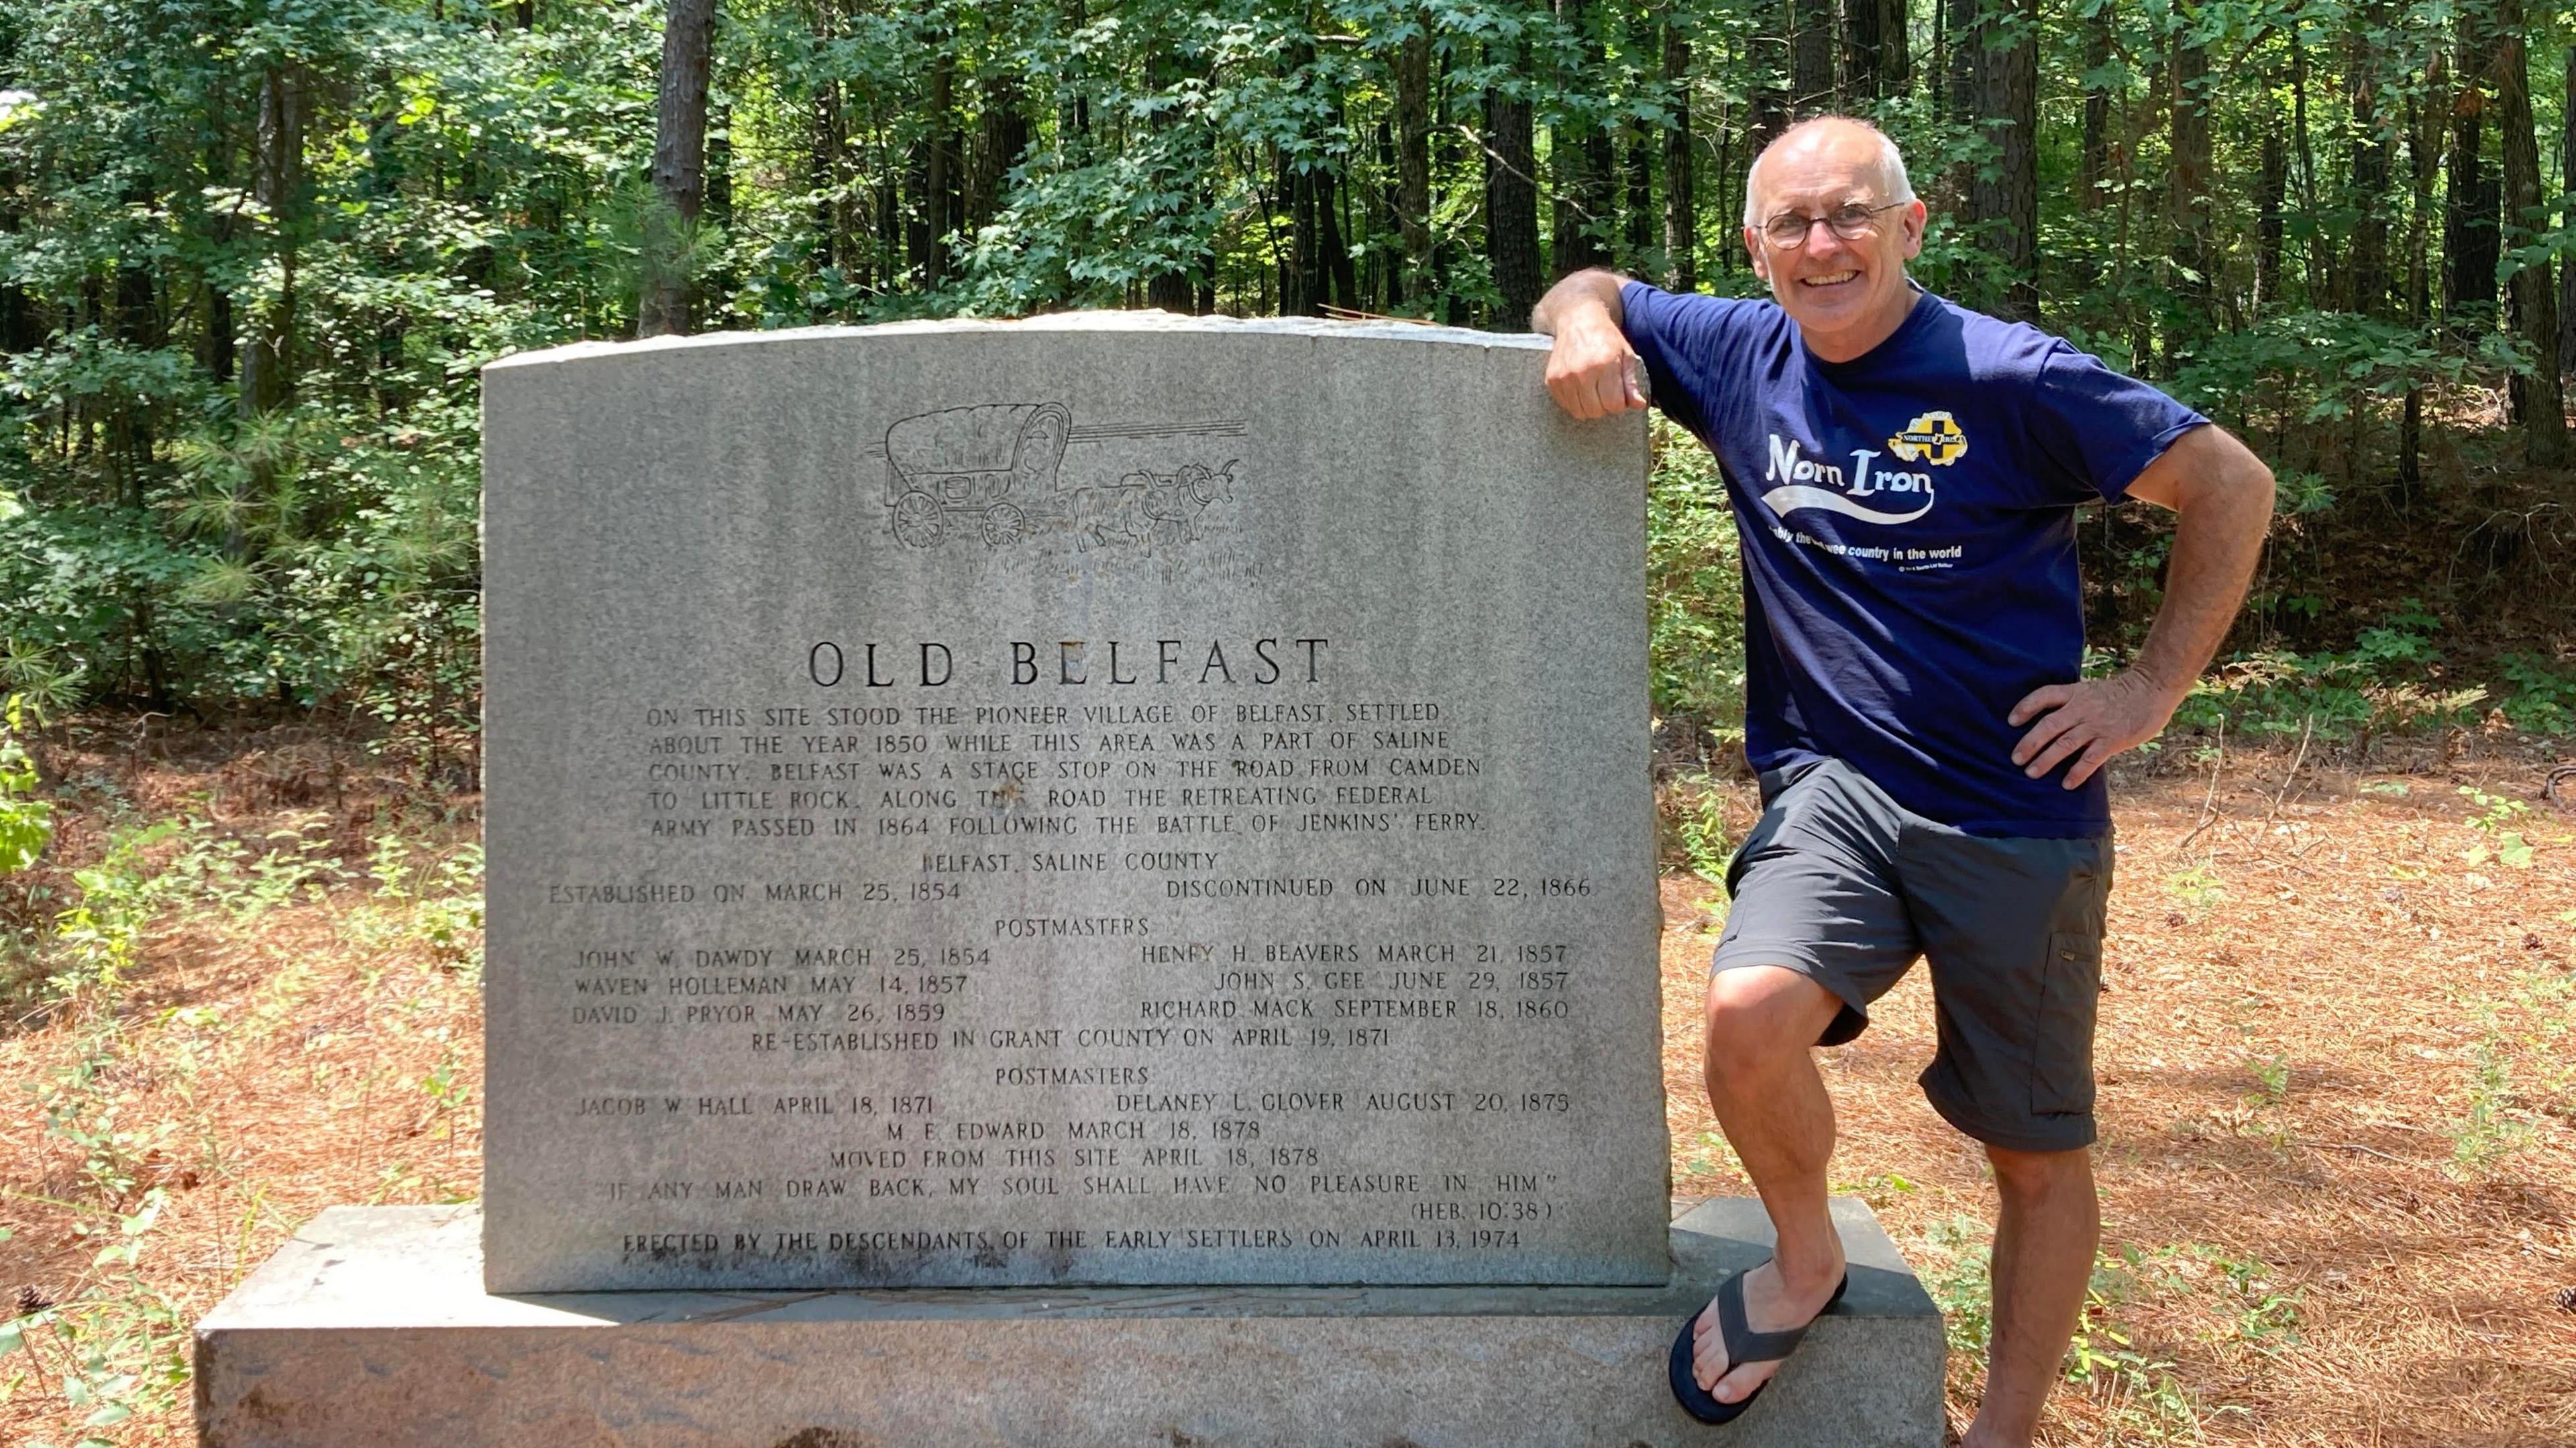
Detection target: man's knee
<box><xmin>1984</xmin><ymin>1143</ymin><xmax>2097</xmax><ymax>1211</ymax></box>
<box><xmin>1704</xmin><ymin>965</ymin><xmax>1841</xmax><ymax>1084</ymax></box>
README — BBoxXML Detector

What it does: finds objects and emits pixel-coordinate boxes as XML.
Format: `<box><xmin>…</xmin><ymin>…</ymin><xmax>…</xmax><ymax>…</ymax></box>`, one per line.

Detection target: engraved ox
<box><xmin>1071</xmin><ymin>461</ymin><xmax>1237</xmax><ymax>554</ymax></box>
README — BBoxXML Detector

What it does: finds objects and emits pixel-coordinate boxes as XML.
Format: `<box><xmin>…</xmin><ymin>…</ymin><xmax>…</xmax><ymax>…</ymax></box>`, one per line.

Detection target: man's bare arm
<box><xmin>1533</xmin><ymin>269</ymin><xmax>1648</xmax><ymax>421</ymax></box>
<box><xmin>2008</xmin><ymin>423</ymin><xmax>2275</xmax><ymax>788</ymax></box>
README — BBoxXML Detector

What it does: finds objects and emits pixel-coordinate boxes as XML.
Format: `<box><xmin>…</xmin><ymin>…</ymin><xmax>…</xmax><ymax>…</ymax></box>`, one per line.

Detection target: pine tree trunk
<box><xmin>1486</xmin><ymin>58</ymin><xmax>1542</xmax><ymax>326</ymax></box>
<box><xmin>2078</xmin><ymin>6</ymin><xmax>2110</xmax><ymax>210</ymax></box>
<box><xmin>1552</xmin><ymin>0</ymin><xmax>1609</xmax><ymax>276</ymax></box>
<box><xmin>1968</xmin><ymin>0</ymin><xmax>2038</xmax><ymax>321</ymax></box>
<box><xmin>1397</xmin><ymin>27</ymin><xmax>1434</xmax><ymax>302</ymax></box>
<box><xmin>2345</xmin><ymin>13</ymin><xmax>2390</xmax><ymax>317</ymax></box>
<box><xmin>923</xmin><ymin>48</ymin><xmax>955</xmax><ymax>288</ymax></box>
<box><xmin>1841</xmin><ymin>0</ymin><xmax>1902</xmax><ymax>100</ymax></box>
<box><xmin>1624</xmin><ymin>11</ymin><xmax>1655</xmax><ymax>265</ymax></box>
<box><xmin>239</xmin><ymin>66</ymin><xmax>303</xmax><ymax>411</ymax></box>
<box><xmin>2290</xmin><ymin>31</ymin><xmax>2330</xmax><ymax>304</ymax></box>
<box><xmin>2167</xmin><ymin>27</ymin><xmax>2214</xmax><ymax>350</ymax></box>
<box><xmin>1319</xmin><ymin>164</ymin><xmax>1359</xmax><ymax>309</ymax></box>
<box><xmin>1941</xmin><ymin>0</ymin><xmax>1978</xmax><ymax>206</ymax></box>
<box><xmin>2493</xmin><ymin>5</ymin><xmax>2566</xmax><ymax>462</ymax></box>
<box><xmin>1663</xmin><ymin>20</ymin><xmax>1695</xmax><ymax>291</ymax></box>
<box><xmin>2442</xmin><ymin>13</ymin><xmax>2498</xmax><ymax>331</ymax></box>
<box><xmin>2400</xmin><ymin>86</ymin><xmax>2440</xmax><ymax>504</ymax></box>
<box><xmin>639</xmin><ymin>0</ymin><xmax>715</xmax><ymax>337</ymax></box>
<box><xmin>2558</xmin><ymin>47</ymin><xmax>2576</xmax><ymax>380</ymax></box>
<box><xmin>1144</xmin><ymin>52</ymin><xmax>1196</xmax><ymax>311</ymax></box>
<box><xmin>1752</xmin><ymin>8</ymin><xmax>1790</xmax><ymax>146</ymax></box>
<box><xmin>1279</xmin><ymin>150</ymin><xmax>1316</xmax><ymax>315</ymax></box>
<box><xmin>1792</xmin><ymin>0</ymin><xmax>1834</xmax><ymax>113</ymax></box>
<box><xmin>2257</xmin><ymin>111</ymin><xmax>2284</xmax><ymax>313</ymax></box>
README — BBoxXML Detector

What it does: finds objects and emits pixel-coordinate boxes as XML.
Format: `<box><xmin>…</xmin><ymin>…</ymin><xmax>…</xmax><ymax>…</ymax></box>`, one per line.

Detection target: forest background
<box><xmin>1</xmin><ymin>0</ymin><xmax>2574</xmax><ymax>1444</ymax></box>
<box><xmin>0</xmin><ymin>0</ymin><xmax>2573</xmax><ymax>736</ymax></box>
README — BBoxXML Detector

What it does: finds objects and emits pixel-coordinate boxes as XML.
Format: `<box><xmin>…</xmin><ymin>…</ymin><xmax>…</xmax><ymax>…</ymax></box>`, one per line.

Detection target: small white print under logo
<box><xmin>1758</xmin><ymin>433</ymin><xmax>1936</xmax><ymax>525</ymax></box>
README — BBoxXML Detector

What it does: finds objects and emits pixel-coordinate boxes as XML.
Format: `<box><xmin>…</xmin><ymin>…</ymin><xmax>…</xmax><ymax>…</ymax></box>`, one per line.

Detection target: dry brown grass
<box><xmin>1664</xmin><ymin>747</ymin><xmax>2576</xmax><ymax>1447</ymax></box>
<box><xmin>1</xmin><ymin>722</ymin><xmax>2571</xmax><ymax>1445</ymax></box>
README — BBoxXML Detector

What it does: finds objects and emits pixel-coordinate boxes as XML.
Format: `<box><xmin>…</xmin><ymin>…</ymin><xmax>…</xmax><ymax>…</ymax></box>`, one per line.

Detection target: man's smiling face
<box><xmin>1742</xmin><ymin>121</ymin><xmax>1929</xmax><ymax>364</ymax></box>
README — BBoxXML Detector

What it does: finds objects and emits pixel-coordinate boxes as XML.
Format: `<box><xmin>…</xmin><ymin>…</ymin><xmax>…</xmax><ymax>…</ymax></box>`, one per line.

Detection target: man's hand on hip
<box><xmin>2007</xmin><ymin>670</ymin><xmax>2184</xmax><ymax>789</ymax></box>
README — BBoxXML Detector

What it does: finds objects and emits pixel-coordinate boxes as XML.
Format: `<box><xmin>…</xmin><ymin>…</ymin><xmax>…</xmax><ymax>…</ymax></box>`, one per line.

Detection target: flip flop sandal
<box><xmin>1666</xmin><ymin>1261</ymin><xmax>1850</xmax><ymax>1425</ymax></box>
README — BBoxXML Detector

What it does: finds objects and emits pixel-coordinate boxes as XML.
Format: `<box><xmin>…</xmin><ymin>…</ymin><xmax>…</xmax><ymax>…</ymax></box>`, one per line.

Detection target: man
<box><xmin>1533</xmin><ymin>117</ymin><xmax>2273</xmax><ymax>1445</ymax></box>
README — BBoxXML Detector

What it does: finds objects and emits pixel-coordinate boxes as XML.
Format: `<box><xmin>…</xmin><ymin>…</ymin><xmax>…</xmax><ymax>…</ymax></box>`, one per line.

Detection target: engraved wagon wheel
<box><xmin>891</xmin><ymin>489</ymin><xmax>946</xmax><ymax>547</ymax></box>
<box><xmin>982</xmin><ymin>502</ymin><xmax>1024</xmax><ymax>547</ymax></box>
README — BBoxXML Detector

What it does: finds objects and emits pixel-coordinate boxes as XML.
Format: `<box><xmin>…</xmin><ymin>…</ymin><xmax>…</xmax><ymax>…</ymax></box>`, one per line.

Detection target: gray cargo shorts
<box><xmin>1710</xmin><ymin>757</ymin><xmax>2114</xmax><ymax>1153</ymax></box>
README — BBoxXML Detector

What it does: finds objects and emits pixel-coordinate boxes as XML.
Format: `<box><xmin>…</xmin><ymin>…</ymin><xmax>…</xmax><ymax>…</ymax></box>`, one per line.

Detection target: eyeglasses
<box><xmin>1758</xmin><ymin>200</ymin><xmax>1908</xmax><ymax>249</ymax></box>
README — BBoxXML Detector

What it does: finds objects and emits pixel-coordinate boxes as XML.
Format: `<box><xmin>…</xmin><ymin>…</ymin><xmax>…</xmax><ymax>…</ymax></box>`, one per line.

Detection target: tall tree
<box><xmin>2491</xmin><ymin>1</ymin><xmax>2565</xmax><ymax>463</ymax></box>
<box><xmin>923</xmin><ymin>46</ymin><xmax>957</xmax><ymax>288</ymax></box>
<box><xmin>1791</xmin><ymin>0</ymin><xmax>1834</xmax><ymax>111</ymax></box>
<box><xmin>2344</xmin><ymin>14</ymin><xmax>2391</xmax><ymax>317</ymax></box>
<box><xmin>1395</xmin><ymin>25</ymin><xmax>1436</xmax><ymax>304</ymax></box>
<box><xmin>239</xmin><ymin>66</ymin><xmax>303</xmax><ymax>409</ymax></box>
<box><xmin>1841</xmin><ymin>0</ymin><xmax>1904</xmax><ymax>101</ymax></box>
<box><xmin>2257</xmin><ymin>103</ymin><xmax>2284</xmax><ymax>312</ymax></box>
<box><xmin>2167</xmin><ymin>18</ymin><xmax>2214</xmax><ymax>355</ymax></box>
<box><xmin>1966</xmin><ymin>0</ymin><xmax>2039</xmax><ymax>320</ymax></box>
<box><xmin>639</xmin><ymin>0</ymin><xmax>717</xmax><ymax>337</ymax></box>
<box><xmin>1485</xmin><ymin>54</ymin><xmax>1542</xmax><ymax>323</ymax></box>
<box><xmin>1663</xmin><ymin>16</ymin><xmax>1695</xmax><ymax>290</ymax></box>
<box><xmin>2400</xmin><ymin>82</ymin><xmax>2441</xmax><ymax>501</ymax></box>
<box><xmin>2559</xmin><ymin>46</ymin><xmax>2576</xmax><ymax>380</ymax></box>
<box><xmin>2441</xmin><ymin>6</ymin><xmax>2499</xmax><ymax>331</ymax></box>
<box><xmin>1552</xmin><ymin>0</ymin><xmax>1613</xmax><ymax>276</ymax></box>
<box><xmin>2076</xmin><ymin>3</ymin><xmax>2112</xmax><ymax>211</ymax></box>
<box><xmin>1752</xmin><ymin>5</ymin><xmax>1790</xmax><ymax>145</ymax></box>
<box><xmin>1941</xmin><ymin>0</ymin><xmax>1978</xmax><ymax>204</ymax></box>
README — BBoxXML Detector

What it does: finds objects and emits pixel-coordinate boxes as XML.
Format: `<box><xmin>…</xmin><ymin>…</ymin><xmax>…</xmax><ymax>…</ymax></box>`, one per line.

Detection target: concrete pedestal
<box><xmin>195</xmin><ymin>1198</ymin><xmax>1943</xmax><ymax>1447</ymax></box>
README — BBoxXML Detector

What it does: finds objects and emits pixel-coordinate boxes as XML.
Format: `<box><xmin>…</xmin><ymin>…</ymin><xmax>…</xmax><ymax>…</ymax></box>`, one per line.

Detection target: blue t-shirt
<box><xmin>1621</xmin><ymin>282</ymin><xmax>2207</xmax><ymax>838</ymax></box>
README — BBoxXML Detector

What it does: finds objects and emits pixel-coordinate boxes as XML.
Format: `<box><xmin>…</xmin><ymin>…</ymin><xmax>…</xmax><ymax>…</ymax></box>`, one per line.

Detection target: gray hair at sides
<box><xmin>1741</xmin><ymin>117</ymin><xmax>1918</xmax><ymax>229</ymax></box>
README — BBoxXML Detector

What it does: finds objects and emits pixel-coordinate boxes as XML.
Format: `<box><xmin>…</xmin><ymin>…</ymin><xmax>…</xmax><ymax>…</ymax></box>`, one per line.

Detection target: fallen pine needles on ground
<box><xmin>1</xmin><ymin>718</ymin><xmax>2571</xmax><ymax>1446</ymax></box>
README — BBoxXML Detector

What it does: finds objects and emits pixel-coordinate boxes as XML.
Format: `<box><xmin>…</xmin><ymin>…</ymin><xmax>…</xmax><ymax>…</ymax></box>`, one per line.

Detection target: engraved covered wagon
<box><xmin>882</xmin><ymin>402</ymin><xmax>1071</xmax><ymax>547</ymax></box>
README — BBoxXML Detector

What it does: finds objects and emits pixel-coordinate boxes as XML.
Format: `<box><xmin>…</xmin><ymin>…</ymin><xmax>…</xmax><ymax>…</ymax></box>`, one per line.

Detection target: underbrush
<box><xmin>0</xmin><ymin>716</ymin><xmax>481</xmax><ymax>1447</ymax></box>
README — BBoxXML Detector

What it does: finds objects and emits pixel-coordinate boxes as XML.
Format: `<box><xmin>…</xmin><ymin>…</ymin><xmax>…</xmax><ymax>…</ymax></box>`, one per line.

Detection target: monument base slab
<box><xmin>196</xmin><ymin>1199</ymin><xmax>1943</xmax><ymax>1447</ymax></box>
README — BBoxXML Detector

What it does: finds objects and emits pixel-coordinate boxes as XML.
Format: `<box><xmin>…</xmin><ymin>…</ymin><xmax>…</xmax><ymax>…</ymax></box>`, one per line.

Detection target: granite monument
<box><xmin>193</xmin><ymin>315</ymin><xmax>1943</xmax><ymax>1447</ymax></box>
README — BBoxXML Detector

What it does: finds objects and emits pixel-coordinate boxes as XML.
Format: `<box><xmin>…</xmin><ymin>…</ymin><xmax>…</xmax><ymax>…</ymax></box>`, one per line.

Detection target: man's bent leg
<box><xmin>1964</xmin><ymin>1144</ymin><xmax>2098</xmax><ymax>1448</ymax></box>
<box><xmin>1691</xmin><ymin>963</ymin><xmax>1851</xmax><ymax>1402</ymax></box>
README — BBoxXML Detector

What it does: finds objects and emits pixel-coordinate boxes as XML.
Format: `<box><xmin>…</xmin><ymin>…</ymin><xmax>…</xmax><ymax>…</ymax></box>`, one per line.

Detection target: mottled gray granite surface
<box><xmin>481</xmin><ymin>317</ymin><xmax>1662</xmax><ymax>1291</ymax></box>
<box><xmin>196</xmin><ymin>1199</ymin><xmax>1943</xmax><ymax>1447</ymax></box>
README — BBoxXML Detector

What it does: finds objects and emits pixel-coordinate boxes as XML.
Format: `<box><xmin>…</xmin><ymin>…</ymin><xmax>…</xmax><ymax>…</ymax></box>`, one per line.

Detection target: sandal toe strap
<box><xmin>1714</xmin><ymin>1265</ymin><xmax>1831</xmax><ymax>1367</ymax></box>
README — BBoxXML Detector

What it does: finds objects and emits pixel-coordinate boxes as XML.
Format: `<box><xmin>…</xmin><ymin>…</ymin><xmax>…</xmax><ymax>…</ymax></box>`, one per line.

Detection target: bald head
<box><xmin>1742</xmin><ymin>117</ymin><xmax>1917</xmax><ymax>229</ymax></box>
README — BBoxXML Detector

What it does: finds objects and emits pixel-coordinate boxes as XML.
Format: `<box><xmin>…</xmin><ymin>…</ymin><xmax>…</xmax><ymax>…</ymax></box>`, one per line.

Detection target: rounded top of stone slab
<box><xmin>483</xmin><ymin>310</ymin><xmax>1552</xmax><ymax>376</ymax></box>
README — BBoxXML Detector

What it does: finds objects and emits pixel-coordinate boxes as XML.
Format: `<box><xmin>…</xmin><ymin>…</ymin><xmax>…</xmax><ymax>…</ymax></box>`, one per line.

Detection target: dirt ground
<box><xmin>1</xmin><ymin>724</ymin><xmax>2572</xmax><ymax>1445</ymax></box>
<box><xmin>1662</xmin><ymin>746</ymin><xmax>2576</xmax><ymax>1447</ymax></box>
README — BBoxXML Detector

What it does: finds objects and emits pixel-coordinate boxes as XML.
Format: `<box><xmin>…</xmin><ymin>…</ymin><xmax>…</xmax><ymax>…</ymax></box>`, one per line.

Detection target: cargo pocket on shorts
<box><xmin>2029</xmin><ymin>931</ymin><xmax>2102</xmax><ymax>1115</ymax></box>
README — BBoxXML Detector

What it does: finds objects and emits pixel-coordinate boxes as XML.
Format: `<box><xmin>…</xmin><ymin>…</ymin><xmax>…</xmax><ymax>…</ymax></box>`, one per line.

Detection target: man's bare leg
<box><xmin>1691</xmin><ymin>964</ymin><xmax>1851</xmax><ymax>1403</ymax></box>
<box><xmin>1961</xmin><ymin>1145</ymin><xmax>2098</xmax><ymax>1447</ymax></box>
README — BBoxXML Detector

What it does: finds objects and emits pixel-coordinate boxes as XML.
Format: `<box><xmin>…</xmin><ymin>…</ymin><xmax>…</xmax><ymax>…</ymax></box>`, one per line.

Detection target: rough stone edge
<box><xmin>195</xmin><ymin>1199</ymin><xmax>1943</xmax><ymax>1448</ymax></box>
<box><xmin>199</xmin><ymin>1198</ymin><xmax>1935</xmax><ymax>1333</ymax></box>
<box><xmin>482</xmin><ymin>311</ymin><xmax>1552</xmax><ymax>376</ymax></box>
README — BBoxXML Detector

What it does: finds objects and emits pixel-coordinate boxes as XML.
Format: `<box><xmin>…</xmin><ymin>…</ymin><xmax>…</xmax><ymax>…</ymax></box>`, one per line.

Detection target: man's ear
<box><xmin>1744</xmin><ymin>226</ymin><xmax>1768</xmax><ymax>282</ymax></box>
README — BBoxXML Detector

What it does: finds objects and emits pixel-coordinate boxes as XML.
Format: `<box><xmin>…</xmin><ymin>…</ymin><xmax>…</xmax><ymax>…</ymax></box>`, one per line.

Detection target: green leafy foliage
<box><xmin>1646</xmin><ymin>419</ymin><xmax>1743</xmax><ymax>742</ymax></box>
<box><xmin>0</xmin><ymin>693</ymin><xmax>52</xmax><ymax>873</ymax></box>
<box><xmin>0</xmin><ymin>0</ymin><xmax>2564</xmax><ymax>757</ymax></box>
